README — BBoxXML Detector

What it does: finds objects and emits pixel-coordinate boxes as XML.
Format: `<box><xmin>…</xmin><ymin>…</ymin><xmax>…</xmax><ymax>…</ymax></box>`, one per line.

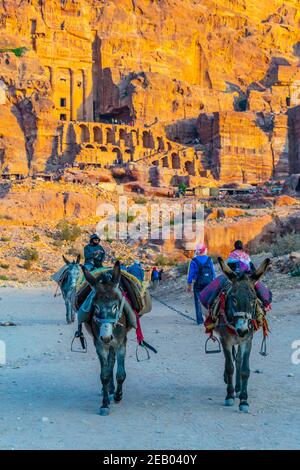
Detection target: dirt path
<box><xmin>0</xmin><ymin>285</ymin><xmax>299</xmax><ymax>450</ymax></box>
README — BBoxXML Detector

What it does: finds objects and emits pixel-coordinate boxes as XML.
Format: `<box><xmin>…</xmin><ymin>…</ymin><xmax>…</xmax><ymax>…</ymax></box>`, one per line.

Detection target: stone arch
<box><xmin>124</xmin><ymin>149</ymin><xmax>133</xmax><ymax>162</ymax></box>
<box><xmin>162</xmin><ymin>156</ymin><xmax>169</xmax><ymax>168</ymax></box>
<box><xmin>157</xmin><ymin>137</ymin><xmax>165</xmax><ymax>151</ymax></box>
<box><xmin>100</xmin><ymin>146</ymin><xmax>108</xmax><ymax>152</ymax></box>
<box><xmin>93</xmin><ymin>126</ymin><xmax>102</xmax><ymax>144</ymax></box>
<box><xmin>80</xmin><ymin>124</ymin><xmax>90</xmax><ymax>143</ymax></box>
<box><xmin>184</xmin><ymin>160</ymin><xmax>195</xmax><ymax>176</ymax></box>
<box><xmin>142</xmin><ymin>130</ymin><xmax>155</xmax><ymax>149</ymax></box>
<box><xmin>119</xmin><ymin>128</ymin><xmax>126</xmax><ymax>142</ymax></box>
<box><xmin>106</xmin><ymin>127</ymin><xmax>115</xmax><ymax>145</ymax></box>
<box><xmin>130</xmin><ymin>129</ymin><xmax>138</xmax><ymax>146</ymax></box>
<box><xmin>171</xmin><ymin>153</ymin><xmax>181</xmax><ymax>170</ymax></box>
<box><xmin>86</xmin><ymin>144</ymin><xmax>94</xmax><ymax>149</ymax></box>
<box><xmin>112</xmin><ymin>147</ymin><xmax>123</xmax><ymax>163</ymax></box>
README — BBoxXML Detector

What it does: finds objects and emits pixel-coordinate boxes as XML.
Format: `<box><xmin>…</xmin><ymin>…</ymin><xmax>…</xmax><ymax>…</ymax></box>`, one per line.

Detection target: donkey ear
<box><xmin>76</xmin><ymin>254</ymin><xmax>81</xmax><ymax>264</ymax></box>
<box><xmin>111</xmin><ymin>260</ymin><xmax>121</xmax><ymax>286</ymax></box>
<box><xmin>251</xmin><ymin>258</ymin><xmax>271</xmax><ymax>282</ymax></box>
<box><xmin>81</xmin><ymin>265</ymin><xmax>97</xmax><ymax>288</ymax></box>
<box><xmin>218</xmin><ymin>257</ymin><xmax>237</xmax><ymax>281</ymax></box>
<box><xmin>62</xmin><ymin>255</ymin><xmax>70</xmax><ymax>265</ymax></box>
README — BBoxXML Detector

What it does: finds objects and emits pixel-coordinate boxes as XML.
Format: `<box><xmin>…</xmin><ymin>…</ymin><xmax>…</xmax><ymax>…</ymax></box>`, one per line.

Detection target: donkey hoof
<box><xmin>239</xmin><ymin>403</ymin><xmax>249</xmax><ymax>413</ymax></box>
<box><xmin>114</xmin><ymin>394</ymin><xmax>123</xmax><ymax>403</ymax></box>
<box><xmin>99</xmin><ymin>407</ymin><xmax>110</xmax><ymax>416</ymax></box>
<box><xmin>224</xmin><ymin>398</ymin><xmax>235</xmax><ymax>407</ymax></box>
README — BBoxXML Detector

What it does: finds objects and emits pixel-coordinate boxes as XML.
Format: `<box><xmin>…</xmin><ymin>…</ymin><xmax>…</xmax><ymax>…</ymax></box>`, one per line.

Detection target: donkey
<box><xmin>80</xmin><ymin>261</ymin><xmax>137</xmax><ymax>416</ymax></box>
<box><xmin>60</xmin><ymin>255</ymin><xmax>81</xmax><ymax>324</ymax></box>
<box><xmin>216</xmin><ymin>257</ymin><xmax>271</xmax><ymax>413</ymax></box>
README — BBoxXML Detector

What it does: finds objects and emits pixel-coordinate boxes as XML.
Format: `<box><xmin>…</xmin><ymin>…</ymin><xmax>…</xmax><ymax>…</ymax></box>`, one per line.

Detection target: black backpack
<box><xmin>193</xmin><ymin>257</ymin><xmax>214</xmax><ymax>289</ymax></box>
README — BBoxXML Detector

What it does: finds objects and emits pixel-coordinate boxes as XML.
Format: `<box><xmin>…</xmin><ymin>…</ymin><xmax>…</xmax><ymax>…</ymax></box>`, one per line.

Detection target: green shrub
<box><xmin>23</xmin><ymin>247</ymin><xmax>39</xmax><ymax>262</ymax></box>
<box><xmin>33</xmin><ymin>234</ymin><xmax>40</xmax><ymax>242</ymax></box>
<box><xmin>134</xmin><ymin>196</ymin><xmax>148</xmax><ymax>205</ymax></box>
<box><xmin>56</xmin><ymin>220</ymin><xmax>81</xmax><ymax>242</ymax></box>
<box><xmin>23</xmin><ymin>260</ymin><xmax>32</xmax><ymax>270</ymax></box>
<box><xmin>0</xmin><ymin>47</ymin><xmax>27</xmax><ymax>57</ymax></box>
<box><xmin>0</xmin><ymin>275</ymin><xmax>8</xmax><ymax>281</ymax></box>
<box><xmin>155</xmin><ymin>254</ymin><xmax>177</xmax><ymax>266</ymax></box>
<box><xmin>0</xmin><ymin>237</ymin><xmax>10</xmax><ymax>242</ymax></box>
<box><xmin>250</xmin><ymin>231</ymin><xmax>300</xmax><ymax>257</ymax></box>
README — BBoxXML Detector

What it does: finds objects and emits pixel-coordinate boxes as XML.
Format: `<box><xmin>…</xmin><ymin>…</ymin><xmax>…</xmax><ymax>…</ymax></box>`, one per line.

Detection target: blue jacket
<box><xmin>127</xmin><ymin>263</ymin><xmax>144</xmax><ymax>282</ymax></box>
<box><xmin>84</xmin><ymin>243</ymin><xmax>105</xmax><ymax>269</ymax></box>
<box><xmin>187</xmin><ymin>255</ymin><xmax>216</xmax><ymax>285</ymax></box>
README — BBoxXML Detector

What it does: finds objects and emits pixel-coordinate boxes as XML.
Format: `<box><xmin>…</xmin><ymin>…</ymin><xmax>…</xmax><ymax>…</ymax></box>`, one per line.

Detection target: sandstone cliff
<box><xmin>0</xmin><ymin>0</ymin><xmax>300</xmax><ymax>181</ymax></box>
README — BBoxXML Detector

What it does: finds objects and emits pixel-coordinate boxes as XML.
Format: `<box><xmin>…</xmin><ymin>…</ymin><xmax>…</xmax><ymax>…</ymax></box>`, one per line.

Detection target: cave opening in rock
<box><xmin>98</xmin><ymin>106</ymin><xmax>132</xmax><ymax>125</ymax></box>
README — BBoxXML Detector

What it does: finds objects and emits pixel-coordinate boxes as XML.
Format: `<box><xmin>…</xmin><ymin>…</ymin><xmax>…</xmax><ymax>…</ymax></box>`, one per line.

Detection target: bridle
<box><xmin>90</xmin><ymin>290</ymin><xmax>127</xmax><ymax>340</ymax></box>
<box><xmin>221</xmin><ymin>287</ymin><xmax>259</xmax><ymax>335</ymax></box>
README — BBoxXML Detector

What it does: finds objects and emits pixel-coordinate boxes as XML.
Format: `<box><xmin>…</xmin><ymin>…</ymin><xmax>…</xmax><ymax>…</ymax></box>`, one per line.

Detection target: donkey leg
<box><xmin>235</xmin><ymin>345</ymin><xmax>242</xmax><ymax>397</ymax></box>
<box><xmin>98</xmin><ymin>346</ymin><xmax>115</xmax><ymax>415</ymax></box>
<box><xmin>66</xmin><ymin>300</ymin><xmax>72</xmax><ymax>324</ymax></box>
<box><xmin>222</xmin><ymin>339</ymin><xmax>235</xmax><ymax>406</ymax></box>
<box><xmin>109</xmin><ymin>357</ymin><xmax>116</xmax><ymax>400</ymax></box>
<box><xmin>114</xmin><ymin>338</ymin><xmax>127</xmax><ymax>403</ymax></box>
<box><xmin>239</xmin><ymin>339</ymin><xmax>252</xmax><ymax>413</ymax></box>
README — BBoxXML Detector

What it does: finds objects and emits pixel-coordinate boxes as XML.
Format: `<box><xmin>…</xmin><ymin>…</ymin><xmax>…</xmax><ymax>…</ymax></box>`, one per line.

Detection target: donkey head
<box><xmin>62</xmin><ymin>254</ymin><xmax>81</xmax><ymax>288</ymax></box>
<box><xmin>218</xmin><ymin>257</ymin><xmax>270</xmax><ymax>337</ymax></box>
<box><xmin>81</xmin><ymin>261</ymin><xmax>122</xmax><ymax>344</ymax></box>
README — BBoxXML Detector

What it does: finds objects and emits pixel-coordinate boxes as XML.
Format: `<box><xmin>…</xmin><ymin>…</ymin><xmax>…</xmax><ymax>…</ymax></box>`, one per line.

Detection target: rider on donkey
<box><xmin>84</xmin><ymin>234</ymin><xmax>106</xmax><ymax>271</ymax></box>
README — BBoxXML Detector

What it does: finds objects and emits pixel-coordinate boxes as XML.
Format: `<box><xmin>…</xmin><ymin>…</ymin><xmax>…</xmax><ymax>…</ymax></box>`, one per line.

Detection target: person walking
<box><xmin>151</xmin><ymin>267</ymin><xmax>160</xmax><ymax>290</ymax></box>
<box><xmin>187</xmin><ymin>243</ymin><xmax>216</xmax><ymax>325</ymax></box>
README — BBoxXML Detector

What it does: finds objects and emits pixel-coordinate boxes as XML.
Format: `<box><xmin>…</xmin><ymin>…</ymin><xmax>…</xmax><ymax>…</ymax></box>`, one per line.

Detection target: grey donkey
<box><xmin>81</xmin><ymin>261</ymin><xmax>137</xmax><ymax>416</ymax></box>
<box><xmin>60</xmin><ymin>255</ymin><xmax>81</xmax><ymax>324</ymax></box>
<box><xmin>216</xmin><ymin>257</ymin><xmax>271</xmax><ymax>413</ymax></box>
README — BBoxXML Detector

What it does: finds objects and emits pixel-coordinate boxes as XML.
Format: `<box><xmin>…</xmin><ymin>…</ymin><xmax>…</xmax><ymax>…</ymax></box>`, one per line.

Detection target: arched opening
<box><xmin>112</xmin><ymin>147</ymin><xmax>123</xmax><ymax>164</ymax></box>
<box><xmin>86</xmin><ymin>144</ymin><xmax>94</xmax><ymax>149</ymax></box>
<box><xmin>142</xmin><ymin>131</ymin><xmax>155</xmax><ymax>149</ymax></box>
<box><xmin>119</xmin><ymin>128</ymin><xmax>126</xmax><ymax>142</ymax></box>
<box><xmin>93</xmin><ymin>127</ymin><xmax>102</xmax><ymax>144</ymax></box>
<box><xmin>185</xmin><ymin>160</ymin><xmax>195</xmax><ymax>176</ymax></box>
<box><xmin>106</xmin><ymin>128</ymin><xmax>115</xmax><ymax>145</ymax></box>
<box><xmin>171</xmin><ymin>153</ymin><xmax>181</xmax><ymax>170</ymax></box>
<box><xmin>162</xmin><ymin>156</ymin><xmax>169</xmax><ymax>168</ymax></box>
<box><xmin>100</xmin><ymin>146</ymin><xmax>108</xmax><ymax>152</ymax></box>
<box><xmin>131</xmin><ymin>130</ymin><xmax>138</xmax><ymax>146</ymax></box>
<box><xmin>157</xmin><ymin>137</ymin><xmax>165</xmax><ymax>152</ymax></box>
<box><xmin>124</xmin><ymin>149</ymin><xmax>133</xmax><ymax>162</ymax></box>
<box><xmin>80</xmin><ymin>125</ymin><xmax>90</xmax><ymax>143</ymax></box>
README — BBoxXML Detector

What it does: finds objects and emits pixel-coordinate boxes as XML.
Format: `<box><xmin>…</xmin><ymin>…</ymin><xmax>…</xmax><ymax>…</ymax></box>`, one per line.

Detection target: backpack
<box><xmin>193</xmin><ymin>257</ymin><xmax>214</xmax><ymax>289</ymax></box>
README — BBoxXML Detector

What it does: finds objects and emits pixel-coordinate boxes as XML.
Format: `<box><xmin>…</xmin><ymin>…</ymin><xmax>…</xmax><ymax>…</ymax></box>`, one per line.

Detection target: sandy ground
<box><xmin>0</xmin><ymin>284</ymin><xmax>300</xmax><ymax>450</ymax></box>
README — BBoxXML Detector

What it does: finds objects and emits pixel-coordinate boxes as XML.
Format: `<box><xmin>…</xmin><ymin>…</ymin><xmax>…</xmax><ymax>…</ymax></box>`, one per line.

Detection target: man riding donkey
<box><xmin>195</xmin><ymin>240</ymin><xmax>272</xmax><ymax>412</ymax></box>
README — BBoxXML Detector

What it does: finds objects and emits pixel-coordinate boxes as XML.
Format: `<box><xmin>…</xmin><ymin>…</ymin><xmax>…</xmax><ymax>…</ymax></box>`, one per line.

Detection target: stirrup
<box><xmin>259</xmin><ymin>336</ymin><xmax>268</xmax><ymax>357</ymax></box>
<box><xmin>205</xmin><ymin>334</ymin><xmax>221</xmax><ymax>354</ymax></box>
<box><xmin>71</xmin><ymin>325</ymin><xmax>87</xmax><ymax>353</ymax></box>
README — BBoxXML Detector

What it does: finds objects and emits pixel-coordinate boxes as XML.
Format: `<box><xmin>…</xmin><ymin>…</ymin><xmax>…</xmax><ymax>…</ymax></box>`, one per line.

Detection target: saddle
<box><xmin>74</xmin><ymin>267</ymin><xmax>152</xmax><ymax>317</ymax></box>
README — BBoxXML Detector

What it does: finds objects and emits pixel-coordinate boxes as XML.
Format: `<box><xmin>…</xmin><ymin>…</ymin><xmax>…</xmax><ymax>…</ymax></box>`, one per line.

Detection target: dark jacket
<box><xmin>84</xmin><ymin>243</ymin><xmax>105</xmax><ymax>269</ymax></box>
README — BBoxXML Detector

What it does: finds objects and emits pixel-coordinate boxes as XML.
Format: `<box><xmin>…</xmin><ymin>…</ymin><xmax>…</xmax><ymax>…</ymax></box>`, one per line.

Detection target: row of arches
<box><xmin>150</xmin><ymin>153</ymin><xmax>196</xmax><ymax>175</ymax></box>
<box><xmin>74</xmin><ymin>123</ymin><xmax>172</xmax><ymax>152</ymax></box>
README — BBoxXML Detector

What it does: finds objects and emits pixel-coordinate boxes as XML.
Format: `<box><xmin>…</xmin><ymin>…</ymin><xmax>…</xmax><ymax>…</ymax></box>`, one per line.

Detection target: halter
<box><xmin>93</xmin><ymin>295</ymin><xmax>126</xmax><ymax>328</ymax></box>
